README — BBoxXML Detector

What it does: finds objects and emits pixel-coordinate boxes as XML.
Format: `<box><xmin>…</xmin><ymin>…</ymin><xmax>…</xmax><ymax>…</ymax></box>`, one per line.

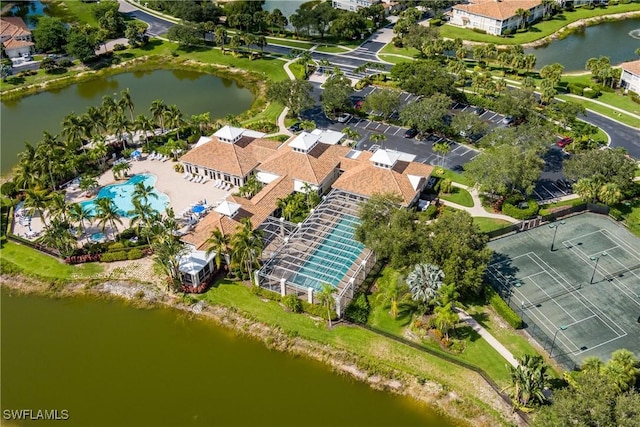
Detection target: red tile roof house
<box><xmin>176</xmin><ymin>126</ymin><xmax>433</xmax><ymax>300</ymax></box>
<box><xmin>1</xmin><ymin>17</ymin><xmax>34</xmax><ymax>59</ymax></box>
<box><xmin>450</xmin><ymin>0</ymin><xmax>544</xmax><ymax>36</ymax></box>
<box><xmin>620</xmin><ymin>60</ymin><xmax>640</xmax><ymax>95</ymax></box>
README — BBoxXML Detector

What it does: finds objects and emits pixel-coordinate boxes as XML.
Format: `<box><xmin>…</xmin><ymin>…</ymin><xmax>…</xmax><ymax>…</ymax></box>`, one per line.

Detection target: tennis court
<box><xmin>487</xmin><ymin>213</ymin><xmax>640</xmax><ymax>369</ymax></box>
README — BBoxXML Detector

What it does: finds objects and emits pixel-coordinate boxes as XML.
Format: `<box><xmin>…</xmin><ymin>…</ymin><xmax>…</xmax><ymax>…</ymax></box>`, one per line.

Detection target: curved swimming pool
<box><xmin>81</xmin><ymin>174</ymin><xmax>169</xmax><ymax>218</ymax></box>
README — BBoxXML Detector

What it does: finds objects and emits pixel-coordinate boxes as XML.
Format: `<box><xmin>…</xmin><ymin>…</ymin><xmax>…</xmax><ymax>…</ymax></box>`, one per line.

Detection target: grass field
<box><xmin>473</xmin><ymin>217</ymin><xmax>513</xmax><ymax>233</ymax></box>
<box><xmin>314</xmin><ymin>44</ymin><xmax>351</xmax><ymax>53</ymax></box>
<box><xmin>433</xmin><ymin>167</ymin><xmax>473</xmax><ymax>186</ymax></box>
<box><xmin>367</xmin><ymin>268</ymin><xmax>512</xmax><ymax>385</ymax></box>
<box><xmin>557</xmin><ymin>95</ymin><xmax>640</xmax><ymax>128</ymax></box>
<box><xmin>0</xmin><ymin>241</ymin><xmax>103</xmax><ymax>280</ymax></box>
<box><xmin>439</xmin><ymin>187</ymin><xmax>474</xmax><ymax>207</ymax></box>
<box><xmin>266</xmin><ymin>37</ymin><xmax>315</xmax><ymax>49</ymax></box>
<box><xmin>439</xmin><ymin>4</ymin><xmax>640</xmax><ymax>45</ymax></box>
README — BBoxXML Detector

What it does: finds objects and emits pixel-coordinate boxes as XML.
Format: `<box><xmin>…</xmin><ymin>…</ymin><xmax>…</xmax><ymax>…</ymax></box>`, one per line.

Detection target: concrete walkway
<box><xmin>272</xmin><ymin>59</ymin><xmax>296</xmax><ymax>137</ymax></box>
<box><xmin>440</xmin><ymin>182</ymin><xmax>520</xmax><ymax>223</ymax></box>
<box><xmin>455</xmin><ymin>308</ymin><xmax>519</xmax><ymax>367</ymax></box>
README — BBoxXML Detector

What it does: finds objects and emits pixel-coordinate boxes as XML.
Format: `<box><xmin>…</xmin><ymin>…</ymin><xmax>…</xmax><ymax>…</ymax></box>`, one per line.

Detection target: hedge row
<box><xmin>486</xmin><ymin>287</ymin><xmax>523</xmax><ymax>329</ymax></box>
<box><xmin>502</xmin><ymin>199</ymin><xmax>539</xmax><ymax>220</ymax></box>
<box><xmin>100</xmin><ymin>248</ymin><xmax>145</xmax><ymax>262</ymax></box>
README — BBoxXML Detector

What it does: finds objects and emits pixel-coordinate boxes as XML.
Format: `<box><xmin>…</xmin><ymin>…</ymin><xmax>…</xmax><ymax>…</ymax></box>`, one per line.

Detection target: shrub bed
<box><xmin>501</xmin><ymin>199</ymin><xmax>539</xmax><ymax>220</ymax></box>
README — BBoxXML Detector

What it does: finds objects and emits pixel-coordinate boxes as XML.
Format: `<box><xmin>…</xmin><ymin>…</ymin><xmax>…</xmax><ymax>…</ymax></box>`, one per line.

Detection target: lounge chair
<box><xmin>224</xmin><ymin>183</ymin><xmax>231</xmax><ymax>191</ymax></box>
<box><xmin>201</xmin><ymin>176</ymin><xmax>208</xmax><ymax>184</ymax></box>
<box><xmin>184</xmin><ymin>173</ymin><xmax>191</xmax><ymax>180</ymax></box>
<box><xmin>195</xmin><ymin>175</ymin><xmax>202</xmax><ymax>183</ymax></box>
<box><xmin>214</xmin><ymin>180</ymin><xmax>222</xmax><ymax>188</ymax></box>
<box><xmin>149</xmin><ymin>152</ymin><xmax>157</xmax><ymax>160</ymax></box>
<box><xmin>162</xmin><ymin>155</ymin><xmax>170</xmax><ymax>162</ymax></box>
<box><xmin>189</xmin><ymin>175</ymin><xmax>197</xmax><ymax>182</ymax></box>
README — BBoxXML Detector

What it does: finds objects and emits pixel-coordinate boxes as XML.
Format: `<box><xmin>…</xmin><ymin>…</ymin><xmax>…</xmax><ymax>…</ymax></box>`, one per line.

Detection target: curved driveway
<box><xmin>121</xmin><ymin>0</ymin><xmax>640</xmax><ymax>158</ymax></box>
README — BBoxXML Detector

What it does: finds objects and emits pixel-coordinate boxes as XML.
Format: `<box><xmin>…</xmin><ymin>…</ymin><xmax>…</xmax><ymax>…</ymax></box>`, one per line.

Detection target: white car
<box><xmin>337</xmin><ymin>113</ymin><xmax>352</xmax><ymax>123</ymax></box>
<box><xmin>417</xmin><ymin>199</ymin><xmax>431</xmax><ymax>211</ymax></box>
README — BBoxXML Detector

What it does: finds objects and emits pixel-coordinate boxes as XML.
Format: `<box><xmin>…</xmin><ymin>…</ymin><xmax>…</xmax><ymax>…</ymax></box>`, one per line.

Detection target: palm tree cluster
<box><xmin>507</xmin><ymin>354</ymin><xmax>549</xmax><ymax>410</ymax></box>
<box><xmin>204</xmin><ymin>217</ymin><xmax>265</xmax><ymax>279</ymax></box>
<box><xmin>236</xmin><ymin>175</ymin><xmax>263</xmax><ymax>199</ymax></box>
<box><xmin>275</xmin><ymin>184</ymin><xmax>321</xmax><ymax>223</ymax></box>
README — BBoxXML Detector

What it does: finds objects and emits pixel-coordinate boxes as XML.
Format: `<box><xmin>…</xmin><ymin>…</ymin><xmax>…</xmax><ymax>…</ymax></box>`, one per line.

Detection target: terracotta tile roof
<box><xmin>182</xmin><ymin>176</ymin><xmax>294</xmax><ymax>249</ymax></box>
<box><xmin>453</xmin><ymin>0</ymin><xmax>541</xmax><ymax>21</ymax></box>
<box><xmin>258</xmin><ymin>143</ymin><xmax>350</xmax><ymax>185</ymax></box>
<box><xmin>1</xmin><ymin>17</ymin><xmax>31</xmax><ymax>38</ymax></box>
<box><xmin>333</xmin><ymin>160</ymin><xmax>433</xmax><ymax>206</ymax></box>
<box><xmin>181</xmin><ymin>212</ymin><xmax>241</xmax><ymax>251</ymax></box>
<box><xmin>3</xmin><ymin>38</ymin><xmax>34</xmax><ymax>49</ymax></box>
<box><xmin>621</xmin><ymin>60</ymin><xmax>640</xmax><ymax>77</ymax></box>
<box><xmin>179</xmin><ymin>135</ymin><xmax>278</xmax><ymax>177</ymax></box>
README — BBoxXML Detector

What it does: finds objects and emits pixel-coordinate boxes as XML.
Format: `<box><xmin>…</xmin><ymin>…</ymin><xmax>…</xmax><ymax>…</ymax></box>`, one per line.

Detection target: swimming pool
<box><xmin>289</xmin><ymin>216</ymin><xmax>365</xmax><ymax>291</ymax></box>
<box><xmin>81</xmin><ymin>174</ymin><xmax>169</xmax><ymax>218</ymax></box>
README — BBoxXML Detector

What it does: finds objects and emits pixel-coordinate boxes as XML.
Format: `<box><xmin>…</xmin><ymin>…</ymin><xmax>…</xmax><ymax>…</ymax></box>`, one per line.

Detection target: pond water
<box><xmin>525</xmin><ymin>18</ymin><xmax>640</xmax><ymax>71</ymax></box>
<box><xmin>0</xmin><ymin>69</ymin><xmax>253</xmax><ymax>174</ymax></box>
<box><xmin>0</xmin><ymin>288</ymin><xmax>455</xmax><ymax>427</ymax></box>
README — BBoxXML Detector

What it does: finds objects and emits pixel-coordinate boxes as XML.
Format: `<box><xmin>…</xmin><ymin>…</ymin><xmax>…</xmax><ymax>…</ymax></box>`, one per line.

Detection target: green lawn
<box><xmin>0</xmin><ymin>241</ymin><xmax>103</xmax><ymax>280</ymax></box>
<box><xmin>265</xmin><ymin>37</ymin><xmax>315</xmax><ymax>49</ymax></box>
<box><xmin>196</xmin><ymin>280</ymin><xmax>510</xmax><ymax>397</ymax></box>
<box><xmin>55</xmin><ymin>0</ymin><xmax>99</xmax><ymax>26</ymax></box>
<box><xmin>473</xmin><ymin>217</ymin><xmax>513</xmax><ymax>233</ymax></box>
<box><xmin>560</xmin><ymin>75</ymin><xmax>640</xmax><ymax>117</ymax></box>
<box><xmin>439</xmin><ymin>4</ymin><xmax>640</xmax><ymax>45</ymax></box>
<box><xmin>314</xmin><ymin>44</ymin><xmax>351</xmax><ymax>54</ymax></box>
<box><xmin>556</xmin><ymin>95</ymin><xmax>640</xmax><ymax>128</ymax></box>
<box><xmin>439</xmin><ymin>187</ymin><xmax>474</xmax><ymax>207</ymax></box>
<box><xmin>379</xmin><ymin>43</ymin><xmax>420</xmax><ymax>58</ymax></box>
<box><xmin>242</xmin><ymin>101</ymin><xmax>285</xmax><ymax>126</ymax></box>
<box><xmin>539</xmin><ymin>197</ymin><xmax>583</xmax><ymax>216</ymax></box>
<box><xmin>433</xmin><ymin>167</ymin><xmax>473</xmax><ymax>186</ymax></box>
<box><xmin>377</xmin><ymin>54</ymin><xmax>413</xmax><ymax>65</ymax></box>
<box><xmin>288</xmin><ymin>62</ymin><xmax>306</xmax><ymax>80</ymax></box>
<box><xmin>367</xmin><ymin>269</ymin><xmax>511</xmax><ymax>385</ymax></box>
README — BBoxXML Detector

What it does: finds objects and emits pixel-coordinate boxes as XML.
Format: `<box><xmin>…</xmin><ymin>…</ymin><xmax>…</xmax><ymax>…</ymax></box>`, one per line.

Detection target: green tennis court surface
<box><xmin>488</xmin><ymin>213</ymin><xmax>640</xmax><ymax>369</ymax></box>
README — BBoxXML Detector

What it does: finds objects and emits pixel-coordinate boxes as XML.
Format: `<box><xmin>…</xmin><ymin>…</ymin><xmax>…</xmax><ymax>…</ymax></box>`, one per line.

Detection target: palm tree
<box><xmin>150</xmin><ymin>100</ymin><xmax>168</xmax><ymax>133</ymax></box>
<box><xmin>128</xmin><ymin>199</ymin><xmax>156</xmax><ymax>244</ymax></box>
<box><xmin>407</xmin><ymin>263</ymin><xmax>445</xmax><ymax>305</ymax></box>
<box><xmin>375</xmin><ymin>272</ymin><xmax>408</xmax><ymax>319</ymax></box>
<box><xmin>580</xmin><ymin>356</ymin><xmax>605</xmax><ymax>374</ymax></box>
<box><xmin>433</xmin><ymin>142</ymin><xmax>451</xmax><ymax>167</ymax></box>
<box><xmin>342</xmin><ymin>127</ymin><xmax>360</xmax><ymax>145</ymax></box>
<box><xmin>541</xmin><ymin>0</ymin><xmax>554</xmax><ymax>18</ymax></box>
<box><xmin>164</xmin><ymin>105</ymin><xmax>184</xmax><ymax>140</ymax></box>
<box><xmin>35</xmin><ymin>132</ymin><xmax>65</xmax><ymax>191</ymax></box>
<box><xmin>23</xmin><ymin>189</ymin><xmax>52</xmax><ymax>227</ymax></box>
<box><xmin>84</xmin><ymin>105</ymin><xmax>107</xmax><ymax>138</ymax></box>
<box><xmin>507</xmin><ymin>354</ymin><xmax>549</xmax><ymax>409</ymax></box>
<box><xmin>603</xmin><ymin>349</ymin><xmax>640</xmax><ymax>393</ymax></box>
<box><xmin>68</xmin><ymin>203</ymin><xmax>93</xmax><ymax>237</ymax></box>
<box><xmin>109</xmin><ymin>111</ymin><xmax>132</xmax><ymax>149</ymax></box>
<box><xmin>132</xmin><ymin>181</ymin><xmax>158</xmax><ymax>206</ymax></box>
<box><xmin>90</xmin><ymin>140</ymin><xmax>109</xmax><ymax>170</ymax></box>
<box><xmin>47</xmin><ymin>191</ymin><xmax>69</xmax><ymax>222</ymax></box>
<box><xmin>229</xmin><ymin>34</ymin><xmax>243</xmax><ymax>56</ymax></box>
<box><xmin>243</xmin><ymin>32</ymin><xmax>256</xmax><ymax>59</ymax></box>
<box><xmin>573</xmin><ymin>178</ymin><xmax>598</xmax><ymax>203</ymax></box>
<box><xmin>112</xmin><ymin>160</ymin><xmax>131</xmax><ymax>180</ymax></box>
<box><xmin>62</xmin><ymin>112</ymin><xmax>86</xmax><ymax>152</ymax></box>
<box><xmin>101</xmin><ymin>95</ymin><xmax>121</xmax><ymax>118</ymax></box>
<box><xmin>205</xmin><ymin>228</ymin><xmax>231</xmax><ymax>270</ymax></box>
<box><xmin>515</xmin><ymin>8</ymin><xmax>531</xmax><ymax>30</ymax></box>
<box><xmin>152</xmin><ymin>231</ymin><xmax>188</xmax><ymax>291</ymax></box>
<box><xmin>598</xmin><ymin>183</ymin><xmax>623</xmax><ymax>206</ymax></box>
<box><xmin>119</xmin><ymin>88</ymin><xmax>135</xmax><ymax>121</ymax></box>
<box><xmin>436</xmin><ymin>283</ymin><xmax>459</xmax><ymax>308</ymax></box>
<box><xmin>255</xmin><ymin>35</ymin><xmax>267</xmax><ymax>56</ymax></box>
<box><xmin>41</xmin><ymin>217</ymin><xmax>77</xmax><ymax>257</ymax></box>
<box><xmin>369</xmin><ymin>132</ymin><xmax>387</xmax><ymax>149</ymax></box>
<box><xmin>214</xmin><ymin>26</ymin><xmax>227</xmax><ymax>53</ymax></box>
<box><xmin>317</xmin><ymin>282</ymin><xmax>337</xmax><ymax>327</ymax></box>
<box><xmin>230</xmin><ymin>218</ymin><xmax>264</xmax><ymax>278</ymax></box>
<box><xmin>95</xmin><ymin>197</ymin><xmax>122</xmax><ymax>240</ymax></box>
<box><xmin>429</xmin><ymin>302</ymin><xmax>458</xmax><ymax>340</ymax></box>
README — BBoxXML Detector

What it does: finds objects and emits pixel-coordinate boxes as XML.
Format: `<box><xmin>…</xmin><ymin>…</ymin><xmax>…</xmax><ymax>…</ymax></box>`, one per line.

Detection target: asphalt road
<box><xmin>582</xmin><ymin>111</ymin><xmax>640</xmax><ymax>158</ymax></box>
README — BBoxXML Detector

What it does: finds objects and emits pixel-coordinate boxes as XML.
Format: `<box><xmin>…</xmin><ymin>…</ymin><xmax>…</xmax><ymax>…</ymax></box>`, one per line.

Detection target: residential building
<box><xmin>450</xmin><ymin>0</ymin><xmax>544</xmax><ymax>36</ymax></box>
<box><xmin>620</xmin><ymin>60</ymin><xmax>640</xmax><ymax>95</ymax></box>
<box><xmin>0</xmin><ymin>17</ymin><xmax>34</xmax><ymax>58</ymax></box>
<box><xmin>177</xmin><ymin>126</ymin><xmax>433</xmax><ymax>292</ymax></box>
<box><xmin>332</xmin><ymin>0</ymin><xmax>379</xmax><ymax>12</ymax></box>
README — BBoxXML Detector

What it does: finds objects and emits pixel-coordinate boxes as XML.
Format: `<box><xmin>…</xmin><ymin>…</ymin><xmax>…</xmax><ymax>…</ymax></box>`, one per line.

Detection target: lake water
<box><xmin>264</xmin><ymin>0</ymin><xmax>306</xmax><ymax>20</ymax></box>
<box><xmin>0</xmin><ymin>288</ymin><xmax>454</xmax><ymax>427</ymax></box>
<box><xmin>0</xmin><ymin>70</ymin><xmax>253</xmax><ymax>174</ymax></box>
<box><xmin>526</xmin><ymin>18</ymin><xmax>640</xmax><ymax>71</ymax></box>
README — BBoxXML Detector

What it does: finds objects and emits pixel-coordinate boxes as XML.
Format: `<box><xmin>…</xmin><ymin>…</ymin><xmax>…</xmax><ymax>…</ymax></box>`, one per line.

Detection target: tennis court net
<box><xmin>521</xmin><ymin>283</ymin><xmax>584</xmax><ymax>309</ymax></box>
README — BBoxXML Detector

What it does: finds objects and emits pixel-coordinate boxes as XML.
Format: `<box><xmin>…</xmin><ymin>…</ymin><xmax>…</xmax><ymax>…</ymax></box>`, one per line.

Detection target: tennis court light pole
<box><xmin>549</xmin><ymin>220</ymin><xmax>566</xmax><ymax>251</ymax></box>
<box><xmin>550</xmin><ymin>325</ymin><xmax>568</xmax><ymax>358</ymax></box>
<box><xmin>590</xmin><ymin>252</ymin><xmax>608</xmax><ymax>284</ymax></box>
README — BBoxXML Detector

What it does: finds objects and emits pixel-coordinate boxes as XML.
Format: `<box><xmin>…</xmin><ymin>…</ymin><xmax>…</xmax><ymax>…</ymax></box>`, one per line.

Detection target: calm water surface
<box><xmin>0</xmin><ymin>288</ymin><xmax>455</xmax><ymax>427</ymax></box>
<box><xmin>0</xmin><ymin>70</ymin><xmax>253</xmax><ymax>174</ymax></box>
<box><xmin>526</xmin><ymin>18</ymin><xmax>640</xmax><ymax>71</ymax></box>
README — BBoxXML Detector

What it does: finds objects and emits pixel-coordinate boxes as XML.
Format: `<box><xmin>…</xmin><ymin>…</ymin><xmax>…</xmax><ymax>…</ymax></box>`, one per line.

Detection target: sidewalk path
<box><xmin>440</xmin><ymin>182</ymin><xmax>520</xmax><ymax>223</ymax></box>
<box><xmin>273</xmin><ymin>59</ymin><xmax>296</xmax><ymax>137</ymax></box>
<box><xmin>455</xmin><ymin>308</ymin><xmax>519</xmax><ymax>367</ymax></box>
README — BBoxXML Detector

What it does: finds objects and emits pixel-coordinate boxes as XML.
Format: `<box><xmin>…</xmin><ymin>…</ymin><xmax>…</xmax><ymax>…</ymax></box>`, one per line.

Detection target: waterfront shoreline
<box><xmin>0</xmin><ymin>275</ymin><xmax>521</xmax><ymax>427</ymax></box>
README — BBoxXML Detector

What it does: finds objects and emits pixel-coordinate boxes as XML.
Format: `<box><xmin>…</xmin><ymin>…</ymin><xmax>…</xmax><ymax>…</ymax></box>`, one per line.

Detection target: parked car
<box><xmin>354</xmin><ymin>99</ymin><xmax>364</xmax><ymax>110</ymax></box>
<box><xmin>417</xmin><ymin>199</ymin><xmax>431</xmax><ymax>211</ymax></box>
<box><xmin>502</xmin><ymin>115</ymin><xmax>514</xmax><ymax>125</ymax></box>
<box><xmin>474</xmin><ymin>107</ymin><xmax>486</xmax><ymax>115</ymax></box>
<box><xmin>404</xmin><ymin>128</ymin><xmax>418</xmax><ymax>138</ymax></box>
<box><xmin>337</xmin><ymin>113</ymin><xmax>352</xmax><ymax>123</ymax></box>
<box><xmin>557</xmin><ymin>137</ymin><xmax>572</xmax><ymax>148</ymax></box>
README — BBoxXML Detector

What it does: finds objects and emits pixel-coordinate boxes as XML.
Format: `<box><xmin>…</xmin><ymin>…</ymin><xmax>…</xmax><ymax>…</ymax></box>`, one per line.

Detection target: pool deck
<box><xmin>12</xmin><ymin>155</ymin><xmax>231</xmax><ymax>243</ymax></box>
